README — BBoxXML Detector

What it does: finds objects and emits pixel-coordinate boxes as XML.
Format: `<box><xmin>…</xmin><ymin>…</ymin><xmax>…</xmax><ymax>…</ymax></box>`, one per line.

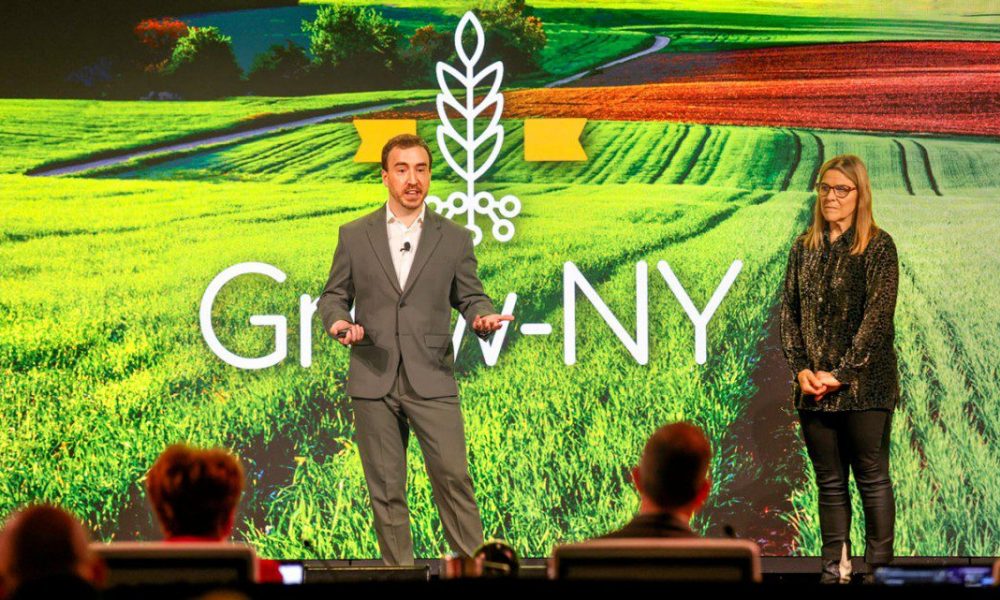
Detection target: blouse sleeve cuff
<box><xmin>830</xmin><ymin>366</ymin><xmax>856</xmax><ymax>387</ymax></box>
<box><xmin>790</xmin><ymin>359</ymin><xmax>810</xmax><ymax>377</ymax></box>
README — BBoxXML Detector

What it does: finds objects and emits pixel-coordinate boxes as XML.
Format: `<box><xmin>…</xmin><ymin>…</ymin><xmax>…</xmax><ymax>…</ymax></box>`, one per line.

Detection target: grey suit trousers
<box><xmin>352</xmin><ymin>360</ymin><xmax>484</xmax><ymax>565</ymax></box>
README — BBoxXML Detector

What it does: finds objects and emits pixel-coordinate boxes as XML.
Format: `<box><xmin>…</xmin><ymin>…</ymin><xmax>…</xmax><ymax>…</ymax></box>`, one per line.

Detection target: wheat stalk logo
<box><xmin>425</xmin><ymin>11</ymin><xmax>521</xmax><ymax>245</ymax></box>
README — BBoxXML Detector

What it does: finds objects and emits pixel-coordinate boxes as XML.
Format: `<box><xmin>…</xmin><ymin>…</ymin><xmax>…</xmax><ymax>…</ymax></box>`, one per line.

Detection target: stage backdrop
<box><xmin>2</xmin><ymin>0</ymin><xmax>999</xmax><ymax>559</ymax></box>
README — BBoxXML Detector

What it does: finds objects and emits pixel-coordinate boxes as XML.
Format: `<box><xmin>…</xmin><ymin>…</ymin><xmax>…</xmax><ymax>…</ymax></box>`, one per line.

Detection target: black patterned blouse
<box><xmin>779</xmin><ymin>225</ymin><xmax>900</xmax><ymax>411</ymax></box>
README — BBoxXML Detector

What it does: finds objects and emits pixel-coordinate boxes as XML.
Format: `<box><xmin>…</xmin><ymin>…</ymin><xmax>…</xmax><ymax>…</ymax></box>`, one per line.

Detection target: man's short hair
<box><xmin>381</xmin><ymin>133</ymin><xmax>432</xmax><ymax>171</ymax></box>
<box><xmin>639</xmin><ymin>422</ymin><xmax>712</xmax><ymax>509</ymax></box>
<box><xmin>0</xmin><ymin>504</ymin><xmax>93</xmax><ymax>584</ymax></box>
<box><xmin>146</xmin><ymin>444</ymin><xmax>244</xmax><ymax>538</ymax></box>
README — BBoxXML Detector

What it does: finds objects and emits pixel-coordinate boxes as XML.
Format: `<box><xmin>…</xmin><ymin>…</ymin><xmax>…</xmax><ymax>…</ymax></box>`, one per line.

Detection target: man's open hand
<box><xmin>472</xmin><ymin>314</ymin><xmax>514</xmax><ymax>335</ymax></box>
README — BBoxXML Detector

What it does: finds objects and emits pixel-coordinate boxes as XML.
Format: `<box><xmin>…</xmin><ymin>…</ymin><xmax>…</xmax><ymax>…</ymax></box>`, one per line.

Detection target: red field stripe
<box><xmin>498</xmin><ymin>69</ymin><xmax>1000</xmax><ymax>136</ymax></box>
<box><xmin>575</xmin><ymin>41</ymin><xmax>1000</xmax><ymax>87</ymax></box>
<box><xmin>377</xmin><ymin>42</ymin><xmax>1000</xmax><ymax>137</ymax></box>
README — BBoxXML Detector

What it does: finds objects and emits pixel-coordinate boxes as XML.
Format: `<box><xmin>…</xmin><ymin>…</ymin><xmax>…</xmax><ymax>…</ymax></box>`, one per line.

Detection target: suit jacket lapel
<box><xmin>366</xmin><ymin>208</ymin><xmax>402</xmax><ymax>295</ymax></box>
<box><xmin>401</xmin><ymin>209</ymin><xmax>443</xmax><ymax>298</ymax></box>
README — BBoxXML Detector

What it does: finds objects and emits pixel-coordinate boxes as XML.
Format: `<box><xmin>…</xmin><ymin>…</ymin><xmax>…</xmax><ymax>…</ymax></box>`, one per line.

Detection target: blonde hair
<box><xmin>804</xmin><ymin>154</ymin><xmax>879</xmax><ymax>255</ymax></box>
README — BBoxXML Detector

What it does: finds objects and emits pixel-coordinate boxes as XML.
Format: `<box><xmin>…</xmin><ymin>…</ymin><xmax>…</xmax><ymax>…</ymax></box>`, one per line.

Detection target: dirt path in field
<box><xmin>699</xmin><ymin>307</ymin><xmax>806</xmax><ymax>555</ymax></box>
<box><xmin>29</xmin><ymin>101</ymin><xmax>399</xmax><ymax>177</ymax></box>
<box><xmin>545</xmin><ymin>35</ymin><xmax>671</xmax><ymax>88</ymax></box>
<box><xmin>28</xmin><ymin>36</ymin><xmax>672</xmax><ymax>179</ymax></box>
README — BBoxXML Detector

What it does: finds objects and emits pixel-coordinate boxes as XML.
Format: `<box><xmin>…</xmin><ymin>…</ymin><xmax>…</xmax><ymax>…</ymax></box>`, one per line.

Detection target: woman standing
<box><xmin>780</xmin><ymin>154</ymin><xmax>899</xmax><ymax>583</ymax></box>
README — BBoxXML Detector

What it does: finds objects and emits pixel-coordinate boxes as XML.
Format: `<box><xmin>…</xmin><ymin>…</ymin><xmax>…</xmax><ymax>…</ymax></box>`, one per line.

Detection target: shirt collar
<box><xmin>823</xmin><ymin>224</ymin><xmax>855</xmax><ymax>246</ymax></box>
<box><xmin>632</xmin><ymin>512</ymin><xmax>693</xmax><ymax>531</ymax></box>
<box><xmin>386</xmin><ymin>201</ymin><xmax>426</xmax><ymax>227</ymax></box>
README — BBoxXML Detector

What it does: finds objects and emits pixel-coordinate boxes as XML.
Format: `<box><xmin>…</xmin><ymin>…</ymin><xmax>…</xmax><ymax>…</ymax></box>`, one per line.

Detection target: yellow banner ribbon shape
<box><xmin>353</xmin><ymin>118</ymin><xmax>587</xmax><ymax>163</ymax></box>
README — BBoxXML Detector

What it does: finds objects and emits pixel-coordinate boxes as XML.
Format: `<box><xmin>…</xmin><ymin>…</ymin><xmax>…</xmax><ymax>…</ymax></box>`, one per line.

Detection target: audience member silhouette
<box><xmin>0</xmin><ymin>504</ymin><xmax>103</xmax><ymax>599</ymax></box>
<box><xmin>598</xmin><ymin>422</ymin><xmax>712</xmax><ymax>539</ymax></box>
<box><xmin>146</xmin><ymin>444</ymin><xmax>281</xmax><ymax>583</ymax></box>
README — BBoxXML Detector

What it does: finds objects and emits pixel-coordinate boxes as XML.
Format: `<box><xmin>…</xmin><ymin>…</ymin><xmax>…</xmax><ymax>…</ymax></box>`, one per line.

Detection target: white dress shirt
<box><xmin>386</xmin><ymin>201</ymin><xmax>425</xmax><ymax>289</ymax></box>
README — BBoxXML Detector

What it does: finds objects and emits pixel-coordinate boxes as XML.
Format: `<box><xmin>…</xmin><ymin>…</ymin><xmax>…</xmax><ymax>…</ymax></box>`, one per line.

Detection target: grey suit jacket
<box><xmin>318</xmin><ymin>205</ymin><xmax>496</xmax><ymax>399</ymax></box>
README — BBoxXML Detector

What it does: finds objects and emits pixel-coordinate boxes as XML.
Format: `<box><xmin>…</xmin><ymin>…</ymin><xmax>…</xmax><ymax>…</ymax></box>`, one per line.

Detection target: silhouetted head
<box><xmin>632</xmin><ymin>422</ymin><xmax>712</xmax><ymax>516</ymax></box>
<box><xmin>0</xmin><ymin>504</ymin><xmax>103</xmax><ymax>592</ymax></box>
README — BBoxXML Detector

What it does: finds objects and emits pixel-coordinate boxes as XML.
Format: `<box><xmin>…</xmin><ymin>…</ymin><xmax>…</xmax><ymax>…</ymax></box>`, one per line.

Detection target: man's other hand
<box><xmin>472</xmin><ymin>314</ymin><xmax>514</xmax><ymax>335</ymax></box>
<box><xmin>331</xmin><ymin>320</ymin><xmax>365</xmax><ymax>346</ymax></box>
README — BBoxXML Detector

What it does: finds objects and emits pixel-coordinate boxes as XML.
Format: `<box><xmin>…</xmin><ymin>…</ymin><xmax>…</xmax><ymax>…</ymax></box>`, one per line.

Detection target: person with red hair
<box><xmin>145</xmin><ymin>444</ymin><xmax>282</xmax><ymax>584</ymax></box>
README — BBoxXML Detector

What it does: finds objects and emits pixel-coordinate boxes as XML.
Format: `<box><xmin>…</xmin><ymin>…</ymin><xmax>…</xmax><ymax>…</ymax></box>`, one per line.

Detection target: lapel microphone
<box><xmin>401</xmin><ymin>241</ymin><xmax>411</xmax><ymax>253</ymax></box>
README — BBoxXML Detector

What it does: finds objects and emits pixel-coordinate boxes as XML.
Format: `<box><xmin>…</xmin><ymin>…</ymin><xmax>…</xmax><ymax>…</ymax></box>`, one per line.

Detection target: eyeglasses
<box><xmin>814</xmin><ymin>183</ymin><xmax>857</xmax><ymax>199</ymax></box>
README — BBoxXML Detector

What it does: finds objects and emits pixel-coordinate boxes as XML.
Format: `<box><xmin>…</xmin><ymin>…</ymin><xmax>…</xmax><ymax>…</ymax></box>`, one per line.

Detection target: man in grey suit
<box><xmin>317</xmin><ymin>134</ymin><xmax>513</xmax><ymax>565</ymax></box>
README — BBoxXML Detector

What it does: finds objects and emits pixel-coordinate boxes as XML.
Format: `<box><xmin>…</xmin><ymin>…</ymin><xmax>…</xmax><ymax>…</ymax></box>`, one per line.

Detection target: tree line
<box><xmin>0</xmin><ymin>0</ymin><xmax>546</xmax><ymax>99</ymax></box>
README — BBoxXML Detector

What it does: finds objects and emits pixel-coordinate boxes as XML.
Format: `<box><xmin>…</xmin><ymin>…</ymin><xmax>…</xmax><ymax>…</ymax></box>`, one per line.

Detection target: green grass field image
<box><xmin>2</xmin><ymin>0</ymin><xmax>999</xmax><ymax>559</ymax></box>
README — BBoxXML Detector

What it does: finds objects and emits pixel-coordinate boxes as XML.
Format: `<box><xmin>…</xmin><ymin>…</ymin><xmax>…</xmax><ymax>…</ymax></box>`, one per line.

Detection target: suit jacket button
<box><xmin>399</xmin><ymin>301</ymin><xmax>406</xmax><ymax>307</ymax></box>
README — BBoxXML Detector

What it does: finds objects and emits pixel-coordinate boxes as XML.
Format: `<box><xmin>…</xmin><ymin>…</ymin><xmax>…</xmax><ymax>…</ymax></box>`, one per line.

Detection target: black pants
<box><xmin>798</xmin><ymin>409</ymin><xmax>895</xmax><ymax>565</ymax></box>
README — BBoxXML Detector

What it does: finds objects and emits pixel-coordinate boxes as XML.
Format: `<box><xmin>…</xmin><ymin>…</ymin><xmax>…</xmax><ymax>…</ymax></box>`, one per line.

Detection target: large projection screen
<box><xmin>2</xmin><ymin>0</ymin><xmax>998</xmax><ymax>559</ymax></box>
